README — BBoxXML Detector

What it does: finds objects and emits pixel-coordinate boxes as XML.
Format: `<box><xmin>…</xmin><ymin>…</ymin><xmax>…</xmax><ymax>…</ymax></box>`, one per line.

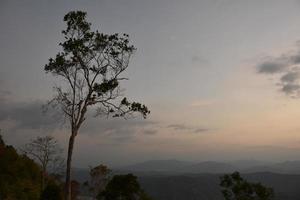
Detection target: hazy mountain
<box><xmin>186</xmin><ymin>161</ymin><xmax>235</xmax><ymax>173</ymax></box>
<box><xmin>73</xmin><ymin>169</ymin><xmax>300</xmax><ymax>200</ymax></box>
<box><xmin>119</xmin><ymin>159</ymin><xmax>300</xmax><ymax>174</ymax></box>
<box><xmin>121</xmin><ymin>159</ymin><xmax>196</xmax><ymax>172</ymax></box>
<box><xmin>120</xmin><ymin>160</ymin><xmax>236</xmax><ymax>173</ymax></box>
<box><xmin>241</xmin><ymin>160</ymin><xmax>300</xmax><ymax>174</ymax></box>
<box><xmin>272</xmin><ymin>160</ymin><xmax>300</xmax><ymax>174</ymax></box>
<box><xmin>140</xmin><ymin>173</ymin><xmax>300</xmax><ymax>200</ymax></box>
<box><xmin>228</xmin><ymin>160</ymin><xmax>273</xmax><ymax>169</ymax></box>
<box><xmin>73</xmin><ymin>160</ymin><xmax>300</xmax><ymax>200</ymax></box>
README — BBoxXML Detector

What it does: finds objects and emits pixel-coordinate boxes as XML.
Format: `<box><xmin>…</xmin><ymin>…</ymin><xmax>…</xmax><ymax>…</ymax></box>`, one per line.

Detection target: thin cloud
<box><xmin>143</xmin><ymin>129</ymin><xmax>158</xmax><ymax>135</ymax></box>
<box><xmin>0</xmin><ymin>98</ymin><xmax>60</xmax><ymax>131</ymax></box>
<box><xmin>194</xmin><ymin>128</ymin><xmax>209</xmax><ymax>133</ymax></box>
<box><xmin>167</xmin><ymin>124</ymin><xmax>209</xmax><ymax>134</ymax></box>
<box><xmin>167</xmin><ymin>124</ymin><xmax>193</xmax><ymax>131</ymax></box>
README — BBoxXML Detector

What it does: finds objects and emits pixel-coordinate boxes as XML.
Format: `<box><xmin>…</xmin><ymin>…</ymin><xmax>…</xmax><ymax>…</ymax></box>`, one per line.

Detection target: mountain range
<box><xmin>74</xmin><ymin>160</ymin><xmax>300</xmax><ymax>200</ymax></box>
<box><xmin>119</xmin><ymin>159</ymin><xmax>300</xmax><ymax>174</ymax></box>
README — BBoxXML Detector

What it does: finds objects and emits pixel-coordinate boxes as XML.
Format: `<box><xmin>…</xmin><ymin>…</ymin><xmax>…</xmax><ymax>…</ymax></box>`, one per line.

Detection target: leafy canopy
<box><xmin>97</xmin><ymin>174</ymin><xmax>152</xmax><ymax>200</ymax></box>
<box><xmin>220</xmin><ymin>172</ymin><xmax>274</xmax><ymax>200</ymax></box>
<box><xmin>45</xmin><ymin>11</ymin><xmax>149</xmax><ymax>128</ymax></box>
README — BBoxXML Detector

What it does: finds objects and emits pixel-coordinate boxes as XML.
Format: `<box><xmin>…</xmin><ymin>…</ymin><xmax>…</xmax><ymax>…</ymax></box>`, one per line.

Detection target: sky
<box><xmin>2</xmin><ymin>0</ymin><xmax>300</xmax><ymax>167</ymax></box>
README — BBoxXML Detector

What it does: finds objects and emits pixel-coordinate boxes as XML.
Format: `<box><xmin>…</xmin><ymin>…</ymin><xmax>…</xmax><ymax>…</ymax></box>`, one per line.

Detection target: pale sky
<box><xmin>2</xmin><ymin>0</ymin><xmax>300</xmax><ymax>167</ymax></box>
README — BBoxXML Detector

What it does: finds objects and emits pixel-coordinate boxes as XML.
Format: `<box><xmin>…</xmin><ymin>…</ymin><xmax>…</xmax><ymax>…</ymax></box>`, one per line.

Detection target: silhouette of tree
<box><xmin>40</xmin><ymin>183</ymin><xmax>63</xmax><ymax>200</ymax></box>
<box><xmin>44</xmin><ymin>10</ymin><xmax>150</xmax><ymax>199</ymax></box>
<box><xmin>220</xmin><ymin>172</ymin><xmax>274</xmax><ymax>200</ymax></box>
<box><xmin>97</xmin><ymin>174</ymin><xmax>152</xmax><ymax>200</ymax></box>
<box><xmin>87</xmin><ymin>164</ymin><xmax>112</xmax><ymax>198</ymax></box>
<box><xmin>21</xmin><ymin>136</ymin><xmax>64</xmax><ymax>191</ymax></box>
<box><xmin>0</xmin><ymin>134</ymin><xmax>41</xmax><ymax>199</ymax></box>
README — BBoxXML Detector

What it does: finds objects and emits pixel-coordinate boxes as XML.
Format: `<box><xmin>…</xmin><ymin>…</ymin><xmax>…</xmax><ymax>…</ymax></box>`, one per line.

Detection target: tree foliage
<box><xmin>40</xmin><ymin>183</ymin><xmax>63</xmax><ymax>200</ymax></box>
<box><xmin>88</xmin><ymin>164</ymin><xmax>112</xmax><ymax>198</ymax></box>
<box><xmin>220</xmin><ymin>172</ymin><xmax>274</xmax><ymax>200</ymax></box>
<box><xmin>97</xmin><ymin>174</ymin><xmax>152</xmax><ymax>200</ymax></box>
<box><xmin>45</xmin><ymin>10</ymin><xmax>150</xmax><ymax>123</ymax></box>
<box><xmin>0</xmin><ymin>134</ymin><xmax>41</xmax><ymax>199</ymax></box>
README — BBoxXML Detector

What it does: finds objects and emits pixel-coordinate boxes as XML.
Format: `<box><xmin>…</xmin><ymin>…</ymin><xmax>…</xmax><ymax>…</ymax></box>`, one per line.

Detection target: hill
<box><xmin>139</xmin><ymin>172</ymin><xmax>300</xmax><ymax>200</ymax></box>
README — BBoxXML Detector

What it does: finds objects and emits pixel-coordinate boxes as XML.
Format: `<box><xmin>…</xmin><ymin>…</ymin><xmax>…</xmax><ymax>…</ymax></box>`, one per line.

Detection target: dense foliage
<box><xmin>40</xmin><ymin>183</ymin><xmax>63</xmax><ymax>200</ymax></box>
<box><xmin>87</xmin><ymin>164</ymin><xmax>112</xmax><ymax>197</ymax></box>
<box><xmin>97</xmin><ymin>174</ymin><xmax>153</xmax><ymax>200</ymax></box>
<box><xmin>220</xmin><ymin>172</ymin><xmax>274</xmax><ymax>200</ymax></box>
<box><xmin>0</xmin><ymin>135</ymin><xmax>41</xmax><ymax>199</ymax></box>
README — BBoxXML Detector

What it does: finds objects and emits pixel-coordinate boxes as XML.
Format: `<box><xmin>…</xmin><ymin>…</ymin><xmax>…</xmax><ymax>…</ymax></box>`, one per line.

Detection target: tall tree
<box><xmin>21</xmin><ymin>136</ymin><xmax>64</xmax><ymax>191</ymax></box>
<box><xmin>44</xmin><ymin>11</ymin><xmax>150</xmax><ymax>200</ymax></box>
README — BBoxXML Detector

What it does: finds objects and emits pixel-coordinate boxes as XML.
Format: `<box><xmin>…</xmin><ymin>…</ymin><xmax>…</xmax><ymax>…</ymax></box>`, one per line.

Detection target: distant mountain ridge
<box><xmin>139</xmin><ymin>172</ymin><xmax>300</xmax><ymax>200</ymax></box>
<box><xmin>73</xmin><ymin>169</ymin><xmax>300</xmax><ymax>200</ymax></box>
<box><xmin>120</xmin><ymin>159</ymin><xmax>195</xmax><ymax>172</ymax></box>
<box><xmin>118</xmin><ymin>159</ymin><xmax>300</xmax><ymax>174</ymax></box>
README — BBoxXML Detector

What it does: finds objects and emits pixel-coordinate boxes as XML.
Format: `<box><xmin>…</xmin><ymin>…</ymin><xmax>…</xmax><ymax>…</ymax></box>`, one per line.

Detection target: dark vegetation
<box><xmin>0</xmin><ymin>135</ymin><xmax>42</xmax><ymax>199</ymax></box>
<box><xmin>21</xmin><ymin>136</ymin><xmax>64</xmax><ymax>191</ymax></box>
<box><xmin>0</xmin><ymin>134</ymin><xmax>153</xmax><ymax>200</ymax></box>
<box><xmin>97</xmin><ymin>174</ymin><xmax>152</xmax><ymax>200</ymax></box>
<box><xmin>220</xmin><ymin>172</ymin><xmax>274</xmax><ymax>200</ymax></box>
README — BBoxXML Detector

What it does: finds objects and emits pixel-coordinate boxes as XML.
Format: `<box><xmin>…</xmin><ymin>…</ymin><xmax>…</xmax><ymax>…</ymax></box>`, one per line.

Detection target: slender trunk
<box><xmin>40</xmin><ymin>170</ymin><xmax>43</xmax><ymax>193</ymax></box>
<box><xmin>65</xmin><ymin>131</ymin><xmax>77</xmax><ymax>200</ymax></box>
<box><xmin>41</xmin><ymin>165</ymin><xmax>46</xmax><ymax>192</ymax></box>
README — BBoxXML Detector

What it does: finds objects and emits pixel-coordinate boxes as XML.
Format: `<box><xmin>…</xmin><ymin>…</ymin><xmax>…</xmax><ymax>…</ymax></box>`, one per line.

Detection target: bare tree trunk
<box><xmin>65</xmin><ymin>131</ymin><xmax>77</xmax><ymax>200</ymax></box>
<box><xmin>41</xmin><ymin>165</ymin><xmax>46</xmax><ymax>192</ymax></box>
<box><xmin>40</xmin><ymin>170</ymin><xmax>44</xmax><ymax>193</ymax></box>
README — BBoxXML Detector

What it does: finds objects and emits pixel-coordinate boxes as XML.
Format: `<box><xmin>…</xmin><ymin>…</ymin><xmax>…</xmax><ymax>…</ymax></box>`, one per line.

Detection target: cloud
<box><xmin>0</xmin><ymin>97</ymin><xmax>158</xmax><ymax>146</ymax></box>
<box><xmin>0</xmin><ymin>88</ymin><xmax>157</xmax><ymax>146</ymax></box>
<box><xmin>194</xmin><ymin>128</ymin><xmax>209</xmax><ymax>133</ymax></box>
<box><xmin>143</xmin><ymin>129</ymin><xmax>158</xmax><ymax>135</ymax></box>
<box><xmin>0</xmin><ymin>98</ymin><xmax>61</xmax><ymax>131</ymax></box>
<box><xmin>79</xmin><ymin>117</ymin><xmax>158</xmax><ymax>143</ymax></box>
<box><xmin>281</xmin><ymin>84</ymin><xmax>300</xmax><ymax>95</ymax></box>
<box><xmin>167</xmin><ymin>124</ymin><xmax>209</xmax><ymax>134</ymax></box>
<box><xmin>257</xmin><ymin>60</ymin><xmax>286</xmax><ymax>74</ymax></box>
<box><xmin>82</xmin><ymin>118</ymin><xmax>157</xmax><ymax>134</ymax></box>
<box><xmin>257</xmin><ymin>43</ymin><xmax>300</xmax><ymax>97</ymax></box>
<box><xmin>167</xmin><ymin>124</ymin><xmax>192</xmax><ymax>131</ymax></box>
<box><xmin>280</xmin><ymin>71</ymin><xmax>300</xmax><ymax>83</ymax></box>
